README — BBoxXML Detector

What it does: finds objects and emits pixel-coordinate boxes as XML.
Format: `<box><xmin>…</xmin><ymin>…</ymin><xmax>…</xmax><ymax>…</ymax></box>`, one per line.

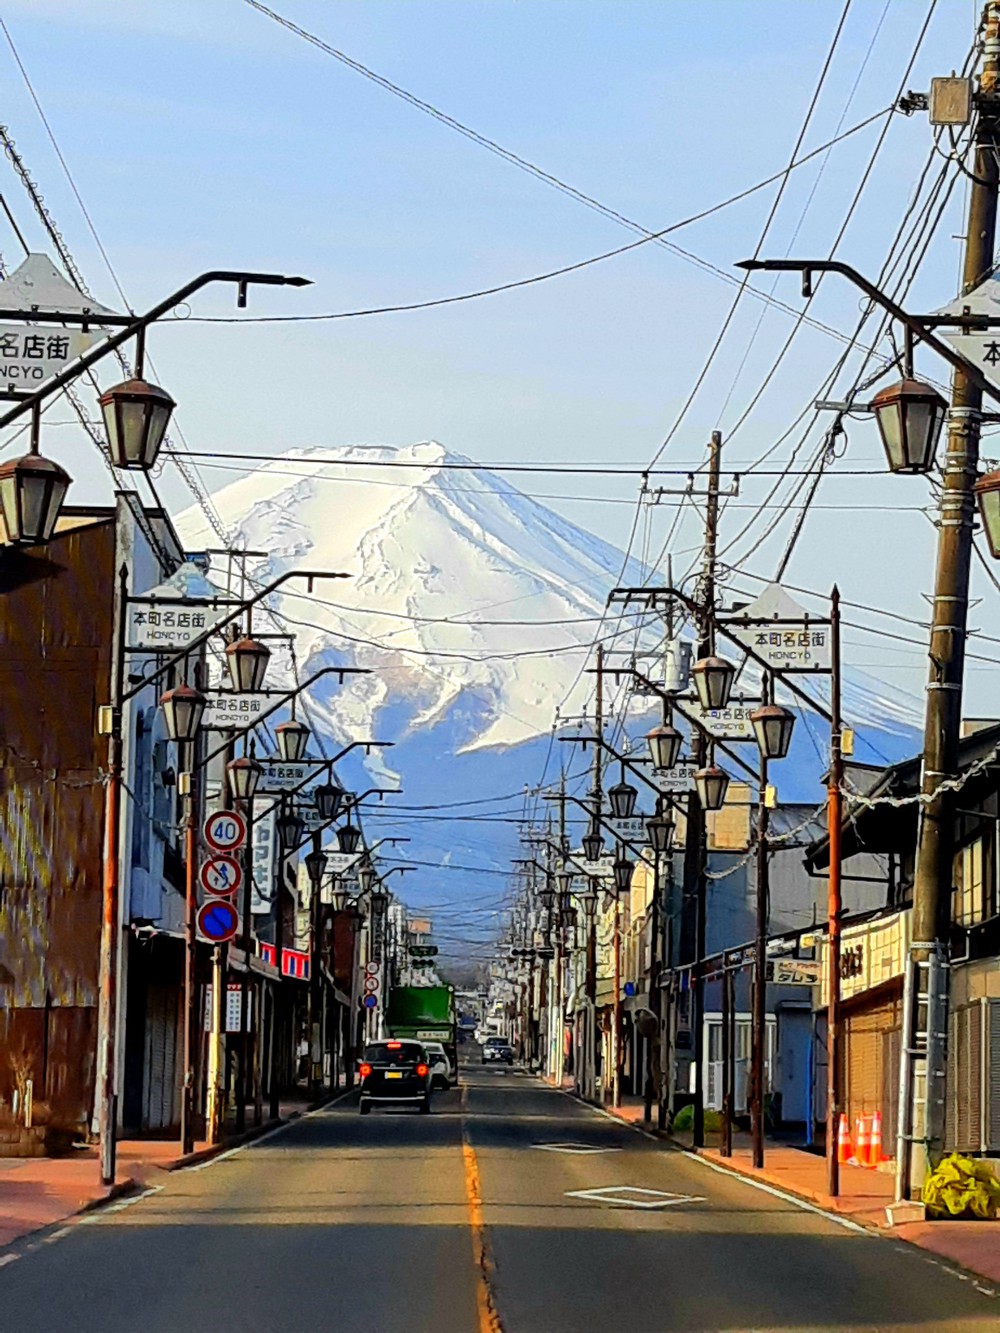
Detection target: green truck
<box><xmin>385</xmin><ymin>985</ymin><xmax>458</xmax><ymax>1078</ymax></box>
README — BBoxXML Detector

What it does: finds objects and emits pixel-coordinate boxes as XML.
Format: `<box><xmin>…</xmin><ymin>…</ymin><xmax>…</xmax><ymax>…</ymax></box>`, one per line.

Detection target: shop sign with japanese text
<box><xmin>201</xmin><ymin>692</ymin><xmax>267</xmax><ymax>731</ymax></box>
<box><xmin>0</xmin><ymin>325</ymin><xmax>94</xmax><ymax>395</ymax></box>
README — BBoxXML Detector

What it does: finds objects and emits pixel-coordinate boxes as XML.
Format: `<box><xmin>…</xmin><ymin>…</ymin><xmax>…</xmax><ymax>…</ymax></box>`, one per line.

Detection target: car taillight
<box><xmin>387</xmin><ymin>1041</ymin><xmax>402</xmax><ymax>1049</ymax></box>
<box><xmin>359</xmin><ymin>1063</ymin><xmax>372</xmax><ymax>1078</ymax></box>
<box><xmin>416</xmin><ymin>1063</ymin><xmax>428</xmax><ymax>1077</ymax></box>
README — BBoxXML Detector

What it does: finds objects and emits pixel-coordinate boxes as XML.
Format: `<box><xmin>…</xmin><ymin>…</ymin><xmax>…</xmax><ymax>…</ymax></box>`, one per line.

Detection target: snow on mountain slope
<box><xmin>177</xmin><ymin>442</ymin><xmax>652</xmax><ymax>754</ymax></box>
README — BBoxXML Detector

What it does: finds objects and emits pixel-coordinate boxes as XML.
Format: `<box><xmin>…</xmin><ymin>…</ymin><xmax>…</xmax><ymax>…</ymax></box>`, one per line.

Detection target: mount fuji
<box><xmin>176</xmin><ymin>442</ymin><xmax>922</xmax><ymax>960</ymax></box>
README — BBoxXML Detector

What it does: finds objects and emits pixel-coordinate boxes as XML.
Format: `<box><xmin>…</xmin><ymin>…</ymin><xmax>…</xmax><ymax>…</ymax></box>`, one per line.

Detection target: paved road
<box><xmin>0</xmin><ymin>1060</ymin><xmax>996</xmax><ymax>1331</ymax></box>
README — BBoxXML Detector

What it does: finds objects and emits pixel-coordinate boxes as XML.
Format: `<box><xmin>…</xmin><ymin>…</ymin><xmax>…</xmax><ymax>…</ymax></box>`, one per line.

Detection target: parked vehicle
<box><xmin>422</xmin><ymin>1041</ymin><xmax>454</xmax><ymax>1089</ymax></box>
<box><xmin>358</xmin><ymin>1040</ymin><xmax>433</xmax><ymax>1114</ymax></box>
<box><xmin>482</xmin><ymin>1036</ymin><xmax>513</xmax><ymax>1065</ymax></box>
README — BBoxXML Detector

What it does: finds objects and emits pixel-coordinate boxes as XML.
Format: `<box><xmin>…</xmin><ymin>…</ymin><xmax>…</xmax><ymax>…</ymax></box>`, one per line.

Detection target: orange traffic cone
<box><xmin>855</xmin><ymin>1115</ymin><xmax>870</xmax><ymax>1167</ymax></box>
<box><xmin>837</xmin><ymin>1113</ymin><xmax>852</xmax><ymax>1165</ymax></box>
<box><xmin>869</xmin><ymin>1109</ymin><xmax>883</xmax><ymax>1166</ymax></box>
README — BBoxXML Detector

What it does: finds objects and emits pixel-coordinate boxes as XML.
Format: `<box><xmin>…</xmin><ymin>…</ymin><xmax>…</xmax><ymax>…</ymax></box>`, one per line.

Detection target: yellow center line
<box><xmin>461</xmin><ymin>1082</ymin><xmax>503</xmax><ymax>1333</ymax></box>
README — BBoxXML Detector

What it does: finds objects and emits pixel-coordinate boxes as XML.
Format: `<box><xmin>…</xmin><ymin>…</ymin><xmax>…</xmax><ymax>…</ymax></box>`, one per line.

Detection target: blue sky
<box><xmin>0</xmin><ymin>0</ymin><xmax>995</xmax><ymax>711</ymax></box>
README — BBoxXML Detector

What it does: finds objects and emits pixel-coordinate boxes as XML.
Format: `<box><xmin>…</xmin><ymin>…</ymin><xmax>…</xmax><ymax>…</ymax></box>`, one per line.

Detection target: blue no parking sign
<box><xmin>197</xmin><ymin>898</ymin><xmax>239</xmax><ymax>944</ymax></box>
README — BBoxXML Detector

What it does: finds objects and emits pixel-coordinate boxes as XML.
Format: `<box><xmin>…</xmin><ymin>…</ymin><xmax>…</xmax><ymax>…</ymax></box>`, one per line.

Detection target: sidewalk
<box><xmin>599</xmin><ymin>1097</ymin><xmax>1000</xmax><ymax>1289</ymax></box>
<box><xmin>0</xmin><ymin>1089</ymin><xmax>338</xmax><ymax>1252</ymax></box>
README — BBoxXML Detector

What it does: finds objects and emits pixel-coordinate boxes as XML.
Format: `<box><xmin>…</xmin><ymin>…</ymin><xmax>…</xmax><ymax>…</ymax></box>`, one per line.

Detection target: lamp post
<box><xmin>159</xmin><ymin>677</ymin><xmax>207</xmax><ymax>1156</ymax></box>
<box><xmin>305</xmin><ymin>836</ymin><xmax>328</xmax><ymax>1100</ymax></box>
<box><xmin>227</xmin><ymin>747</ymin><xmax>262</xmax><ymax>1134</ymax></box>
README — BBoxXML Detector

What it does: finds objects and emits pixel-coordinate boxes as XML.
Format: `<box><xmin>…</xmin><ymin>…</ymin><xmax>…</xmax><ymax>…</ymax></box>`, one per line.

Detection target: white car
<box><xmin>422</xmin><ymin>1041</ymin><xmax>454</xmax><ymax>1089</ymax></box>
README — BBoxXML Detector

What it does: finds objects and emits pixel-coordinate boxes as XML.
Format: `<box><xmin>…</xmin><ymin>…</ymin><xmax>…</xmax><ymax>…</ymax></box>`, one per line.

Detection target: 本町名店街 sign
<box><xmin>726</xmin><ymin>582</ymin><xmax>831</xmax><ymax>671</ymax></box>
<box><xmin>0</xmin><ymin>324</ymin><xmax>95</xmax><ymax>395</ymax></box>
<box><xmin>201</xmin><ymin>692</ymin><xmax>268</xmax><ymax>731</ymax></box>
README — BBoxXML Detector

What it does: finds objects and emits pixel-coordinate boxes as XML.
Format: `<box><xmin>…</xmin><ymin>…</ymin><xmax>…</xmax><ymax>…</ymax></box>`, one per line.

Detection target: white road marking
<box><xmin>565</xmin><ymin>1184</ymin><xmax>705</xmax><ymax>1209</ymax></box>
<box><xmin>533</xmin><ymin>1142</ymin><xmax>623</xmax><ymax>1154</ymax></box>
<box><xmin>185</xmin><ymin>1087</ymin><xmax>356</xmax><ymax>1173</ymax></box>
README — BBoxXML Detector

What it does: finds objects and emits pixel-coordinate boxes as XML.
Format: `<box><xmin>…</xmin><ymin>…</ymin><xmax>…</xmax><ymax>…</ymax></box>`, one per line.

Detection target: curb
<box><xmin>169</xmin><ymin>1086</ymin><xmax>354</xmax><ymax>1171</ymax></box>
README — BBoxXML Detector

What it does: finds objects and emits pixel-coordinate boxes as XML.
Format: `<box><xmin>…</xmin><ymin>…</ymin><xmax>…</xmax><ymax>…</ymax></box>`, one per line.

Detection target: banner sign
<box><xmin>0</xmin><ymin>324</ymin><xmax>94</xmax><ymax>395</ymax></box>
<box><xmin>201</xmin><ymin>692</ymin><xmax>268</xmax><ymax>731</ymax></box>
<box><xmin>725</xmin><ymin>583</ymin><xmax>831</xmax><ymax>671</ymax></box>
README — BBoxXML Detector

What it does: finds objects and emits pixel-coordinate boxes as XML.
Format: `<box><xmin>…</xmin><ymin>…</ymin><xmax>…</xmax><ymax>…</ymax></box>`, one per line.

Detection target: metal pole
<box><xmin>613</xmin><ymin>896</ymin><xmax>622</xmax><ymax>1108</ymax></box>
<box><xmin>752</xmin><ymin>743</ymin><xmax>770</xmax><ymax>1171</ymax></box>
<box><xmin>691</xmin><ymin>430</ymin><xmax>722</xmax><ymax>1149</ymax></box>
<box><xmin>644</xmin><ymin>849</ymin><xmax>661</xmax><ymax>1123</ymax></box>
<box><xmin>826</xmin><ymin>586</ymin><xmax>844</xmax><ymax>1196</ymax></box>
<box><xmin>902</xmin><ymin>2</ymin><xmax>1000</xmax><ymax>1196</ymax></box>
<box><xmin>235</xmin><ymin>782</ymin><xmax>254</xmax><ymax>1134</ymax></box>
<box><xmin>308</xmin><ymin>831</ymin><xmax>323</xmax><ymax>1100</ymax></box>
<box><xmin>721</xmin><ymin>965</ymin><xmax>733</xmax><ymax>1157</ymax></box>
<box><xmin>180</xmin><ymin>739</ymin><xmax>199</xmax><ymax>1156</ymax></box>
<box><xmin>97</xmin><ymin>564</ymin><xmax>128</xmax><ymax>1185</ymax></box>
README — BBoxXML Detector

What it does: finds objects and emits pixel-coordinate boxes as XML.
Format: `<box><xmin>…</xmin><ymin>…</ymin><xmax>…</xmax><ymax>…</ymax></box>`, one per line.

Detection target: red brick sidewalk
<box><xmin>0</xmin><ymin>1092</ymin><xmax>337</xmax><ymax>1251</ymax></box>
<box><xmin>598</xmin><ymin>1099</ymin><xmax>1000</xmax><ymax>1288</ymax></box>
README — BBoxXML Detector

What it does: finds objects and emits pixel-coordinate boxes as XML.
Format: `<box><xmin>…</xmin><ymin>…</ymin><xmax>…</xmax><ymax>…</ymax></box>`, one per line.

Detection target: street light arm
<box><xmin>121</xmin><ymin>568</ymin><xmax>352</xmax><ymax>707</ymax></box>
<box><xmin>0</xmin><ymin>269</ymin><xmax>311</xmax><ymax>432</ymax></box>
<box><xmin>735</xmin><ymin>257</ymin><xmax>1000</xmax><ymax>406</ymax></box>
<box><xmin>196</xmin><ymin>665</ymin><xmax>368</xmax><ymax>772</ymax></box>
<box><xmin>559</xmin><ymin>733</ymin><xmax>683</xmax><ymax>816</ymax></box>
<box><xmin>551</xmin><ymin>792</ymin><xmax>647</xmax><ymax>859</ymax></box>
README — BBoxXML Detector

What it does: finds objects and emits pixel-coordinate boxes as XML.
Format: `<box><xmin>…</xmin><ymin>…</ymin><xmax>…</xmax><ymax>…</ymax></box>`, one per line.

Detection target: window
<box><xmin>954</xmin><ymin>837</ymin><xmax>987</xmax><ymax>926</ymax></box>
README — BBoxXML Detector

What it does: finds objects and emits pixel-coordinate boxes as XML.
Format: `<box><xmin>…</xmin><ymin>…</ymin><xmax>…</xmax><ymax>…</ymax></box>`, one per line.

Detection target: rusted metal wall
<box><xmin>0</xmin><ymin>518</ymin><xmax>115</xmax><ymax>1128</ymax></box>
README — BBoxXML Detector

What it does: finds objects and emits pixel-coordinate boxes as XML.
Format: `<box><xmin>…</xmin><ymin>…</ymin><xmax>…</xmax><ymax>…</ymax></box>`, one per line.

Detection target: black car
<box><xmin>358</xmin><ymin>1040</ymin><xmax>433</xmax><ymax>1114</ymax></box>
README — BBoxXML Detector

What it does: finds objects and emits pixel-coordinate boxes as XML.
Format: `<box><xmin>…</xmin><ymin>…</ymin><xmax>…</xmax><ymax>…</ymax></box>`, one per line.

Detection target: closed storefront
<box><xmin>842</xmin><ymin>993</ymin><xmax>901</xmax><ymax>1136</ymax></box>
<box><xmin>946</xmin><ymin>998</ymin><xmax>1000</xmax><ymax>1154</ymax></box>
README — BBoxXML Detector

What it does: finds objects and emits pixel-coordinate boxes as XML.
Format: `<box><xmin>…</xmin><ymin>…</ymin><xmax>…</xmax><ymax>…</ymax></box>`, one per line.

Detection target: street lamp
<box><xmin>582</xmin><ymin>828</ymin><xmax>604</xmax><ymax>863</ymax></box>
<box><xmin>870</xmin><ymin>377</ymin><xmax>947</xmax><ymax>475</ymax></box>
<box><xmin>276</xmin><ymin>719</ymin><xmax>310</xmax><ymax>762</ymax></box>
<box><xmin>329</xmin><ymin>880</ymin><xmax>349</xmax><ymax>913</ymax></box>
<box><xmin>276</xmin><ymin>806</ymin><xmax>304</xmax><ymax>852</ymax></box>
<box><xmin>608</xmin><ymin>780</ymin><xmax>638</xmax><ymax>820</ymax></box>
<box><xmin>304</xmin><ymin>847</ymin><xmax>327</xmax><ymax>890</ymax></box>
<box><xmin>695</xmin><ymin>764</ymin><xmax>730</xmax><ymax>811</ymax></box>
<box><xmin>613</xmin><ymin>856</ymin><xmax>634</xmax><ymax>896</ymax></box>
<box><xmin>358</xmin><ymin>858</ymin><xmax>377</xmax><ymax>895</ymax></box>
<box><xmin>337</xmin><ymin>823</ymin><xmax>361</xmax><ymax>855</ymax></box>
<box><xmin>0</xmin><ymin>450</ymin><xmax>71</xmax><ymax>546</ymax></box>
<box><xmin>159</xmin><ymin>682</ymin><xmax>206</xmax><ymax>743</ymax></box>
<box><xmin>370</xmin><ymin>885</ymin><xmax>389</xmax><ymax>916</ymax></box>
<box><xmin>225</xmin><ymin>635</ymin><xmax>271</xmax><ymax>693</ymax></box>
<box><xmin>227</xmin><ymin>754</ymin><xmax>262</xmax><ymax>803</ymax></box>
<box><xmin>646</xmin><ymin>810</ymin><xmax>675</xmax><ymax>855</ymax></box>
<box><xmin>315</xmin><ymin>781</ymin><xmax>346</xmax><ymax>822</ymax></box>
<box><xmin>692</xmin><ymin>655</ymin><xmax>736</xmax><ymax>711</ymax></box>
<box><xmin>751</xmin><ymin>703</ymin><xmax>795</xmax><ymax>760</ymax></box>
<box><xmin>555</xmin><ymin>866</ymin><xmax>573</xmax><ymax>896</ymax></box>
<box><xmin>646</xmin><ymin>723</ymin><xmax>682</xmax><ymax>772</ymax></box>
<box><xmin>98</xmin><ymin>377</ymin><xmax>176</xmax><ymax>471</ymax></box>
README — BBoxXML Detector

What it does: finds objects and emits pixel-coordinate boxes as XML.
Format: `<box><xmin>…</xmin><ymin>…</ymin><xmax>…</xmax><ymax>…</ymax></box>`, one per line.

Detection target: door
<box><xmin>777</xmin><ymin>1010</ymin><xmax>810</xmax><ymax>1124</ymax></box>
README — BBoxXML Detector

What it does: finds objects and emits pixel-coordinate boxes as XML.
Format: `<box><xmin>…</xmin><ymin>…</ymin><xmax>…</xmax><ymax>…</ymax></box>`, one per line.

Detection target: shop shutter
<box><xmin>948</xmin><ymin>1003</ymin><xmax>984</xmax><ymax>1153</ymax></box>
<box><xmin>844</xmin><ymin>998</ymin><xmax>901</xmax><ymax>1133</ymax></box>
<box><xmin>987</xmin><ymin>1000</ymin><xmax>1000</xmax><ymax>1153</ymax></box>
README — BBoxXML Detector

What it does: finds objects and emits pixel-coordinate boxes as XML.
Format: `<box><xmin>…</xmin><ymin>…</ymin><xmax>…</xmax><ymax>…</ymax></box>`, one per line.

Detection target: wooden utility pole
<box><xmin>826</xmin><ymin>588</ymin><xmax>844</xmax><ymax>1195</ymax></box>
<box><xmin>901</xmin><ymin>2</ymin><xmax>1000</xmax><ymax>1197</ymax></box>
<box><xmin>688</xmin><ymin>431</ymin><xmax>722</xmax><ymax>1148</ymax></box>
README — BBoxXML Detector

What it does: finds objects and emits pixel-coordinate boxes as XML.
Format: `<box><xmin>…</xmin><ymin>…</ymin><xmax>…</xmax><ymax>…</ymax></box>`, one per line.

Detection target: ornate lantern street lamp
<box><xmin>98</xmin><ymin>377</ymin><xmax>176</xmax><ymax>471</ymax></box>
<box><xmin>692</xmin><ymin>655</ymin><xmax>736</xmax><ymax>711</ymax></box>
<box><xmin>646</xmin><ymin>723</ymin><xmax>682</xmax><ymax>772</ymax></box>
<box><xmin>315</xmin><ymin>782</ymin><xmax>346</xmax><ymax>823</ymax></box>
<box><xmin>608</xmin><ymin>780</ymin><xmax>638</xmax><ymax>821</ymax></box>
<box><xmin>304</xmin><ymin>847</ymin><xmax>328</xmax><ymax>891</ymax></box>
<box><xmin>582</xmin><ymin>828</ymin><xmax>604</xmax><ymax>863</ymax></box>
<box><xmin>974</xmin><ymin>469</ymin><xmax>1000</xmax><ymax>558</ymax></box>
<box><xmin>695</xmin><ymin>764</ymin><xmax>730</xmax><ymax>812</ymax></box>
<box><xmin>337</xmin><ymin>822</ymin><xmax>361</xmax><ymax>855</ymax></box>
<box><xmin>358</xmin><ymin>858</ymin><xmax>377</xmax><ymax>896</ymax></box>
<box><xmin>0</xmin><ymin>450</ymin><xmax>71</xmax><ymax>546</ymax></box>
<box><xmin>870</xmin><ymin>377</ymin><xmax>947</xmax><ymax>475</ymax></box>
<box><xmin>613</xmin><ymin>856</ymin><xmax>634</xmax><ymax>896</ymax></box>
<box><xmin>276</xmin><ymin>805</ymin><xmax>304</xmax><ymax>853</ymax></box>
<box><xmin>329</xmin><ymin>880</ymin><xmax>349</xmax><ymax>913</ymax></box>
<box><xmin>276</xmin><ymin>719</ymin><xmax>310</xmax><ymax>763</ymax></box>
<box><xmin>646</xmin><ymin>809</ymin><xmax>675</xmax><ymax>855</ymax></box>
<box><xmin>225</xmin><ymin>635</ymin><xmax>270</xmax><ymax>692</ymax></box>
<box><xmin>751</xmin><ymin>703</ymin><xmax>796</xmax><ymax>760</ymax></box>
<box><xmin>227</xmin><ymin>754</ymin><xmax>262</xmax><ymax>803</ymax></box>
<box><xmin>159</xmin><ymin>682</ymin><xmax>206</xmax><ymax>743</ymax></box>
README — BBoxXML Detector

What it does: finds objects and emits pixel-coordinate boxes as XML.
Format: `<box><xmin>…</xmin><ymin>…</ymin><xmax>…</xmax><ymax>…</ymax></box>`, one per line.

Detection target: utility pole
<box><xmin>688</xmin><ymin>430</ymin><xmax>722</xmax><ymax>1148</ymax></box>
<box><xmin>900</xmin><ymin>3</ymin><xmax>1000</xmax><ymax>1198</ymax></box>
<box><xmin>827</xmin><ymin>588</ymin><xmax>844</xmax><ymax>1196</ymax></box>
<box><xmin>308</xmin><ymin>830</ymin><xmax>324</xmax><ymax>1101</ymax></box>
<box><xmin>593</xmin><ymin>643</ymin><xmax>604</xmax><ymax>1101</ymax></box>
<box><xmin>180</xmin><ymin>731</ymin><xmax>199</xmax><ymax>1157</ymax></box>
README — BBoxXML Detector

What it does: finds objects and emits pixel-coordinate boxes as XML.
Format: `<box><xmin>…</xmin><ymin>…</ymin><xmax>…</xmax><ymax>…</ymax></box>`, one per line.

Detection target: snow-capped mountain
<box><xmin>176</xmin><ymin>442</ymin><xmax>922</xmax><ymax>955</ymax></box>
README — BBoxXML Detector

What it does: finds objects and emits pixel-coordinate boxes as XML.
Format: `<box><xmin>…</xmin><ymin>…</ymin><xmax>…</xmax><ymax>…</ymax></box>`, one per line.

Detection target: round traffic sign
<box><xmin>364</xmin><ymin>960</ymin><xmax>380</xmax><ymax>977</ymax></box>
<box><xmin>204</xmin><ymin>808</ymin><xmax>247</xmax><ymax>852</ymax></box>
<box><xmin>362</xmin><ymin>993</ymin><xmax>378</xmax><ymax>1010</ymax></box>
<box><xmin>364</xmin><ymin>975</ymin><xmax>379</xmax><ymax>993</ymax></box>
<box><xmin>197</xmin><ymin>899</ymin><xmax>239</xmax><ymax>944</ymax></box>
<box><xmin>200</xmin><ymin>854</ymin><xmax>243</xmax><ymax>897</ymax></box>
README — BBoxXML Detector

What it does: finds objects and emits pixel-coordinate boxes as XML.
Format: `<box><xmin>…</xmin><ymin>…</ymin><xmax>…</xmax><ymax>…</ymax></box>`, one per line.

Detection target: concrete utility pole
<box><xmin>900</xmin><ymin>3</ymin><xmax>1000</xmax><ymax>1198</ymax></box>
<box><xmin>687</xmin><ymin>431</ymin><xmax>722</xmax><ymax>1149</ymax></box>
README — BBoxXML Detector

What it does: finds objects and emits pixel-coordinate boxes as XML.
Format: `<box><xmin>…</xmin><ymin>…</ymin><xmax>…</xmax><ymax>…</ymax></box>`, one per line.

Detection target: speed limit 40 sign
<box><xmin>204</xmin><ymin>809</ymin><xmax>247</xmax><ymax>853</ymax></box>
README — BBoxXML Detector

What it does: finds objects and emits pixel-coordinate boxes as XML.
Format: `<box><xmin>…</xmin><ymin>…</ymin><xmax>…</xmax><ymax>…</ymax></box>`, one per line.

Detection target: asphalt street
<box><xmin>0</xmin><ymin>1056</ymin><xmax>997</xmax><ymax>1332</ymax></box>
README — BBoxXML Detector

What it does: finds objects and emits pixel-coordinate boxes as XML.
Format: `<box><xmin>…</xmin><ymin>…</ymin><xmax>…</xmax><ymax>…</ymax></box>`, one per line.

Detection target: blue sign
<box><xmin>362</xmin><ymin>993</ymin><xmax>378</xmax><ymax>1010</ymax></box>
<box><xmin>197</xmin><ymin>899</ymin><xmax>239</xmax><ymax>943</ymax></box>
<box><xmin>624</xmin><ymin>981</ymin><xmax>636</xmax><ymax>997</ymax></box>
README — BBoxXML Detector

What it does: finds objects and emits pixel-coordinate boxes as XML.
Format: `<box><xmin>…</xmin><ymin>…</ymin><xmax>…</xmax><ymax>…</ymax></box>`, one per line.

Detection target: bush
<box><xmin>672</xmin><ymin>1104</ymin><xmax>723</xmax><ymax>1133</ymax></box>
